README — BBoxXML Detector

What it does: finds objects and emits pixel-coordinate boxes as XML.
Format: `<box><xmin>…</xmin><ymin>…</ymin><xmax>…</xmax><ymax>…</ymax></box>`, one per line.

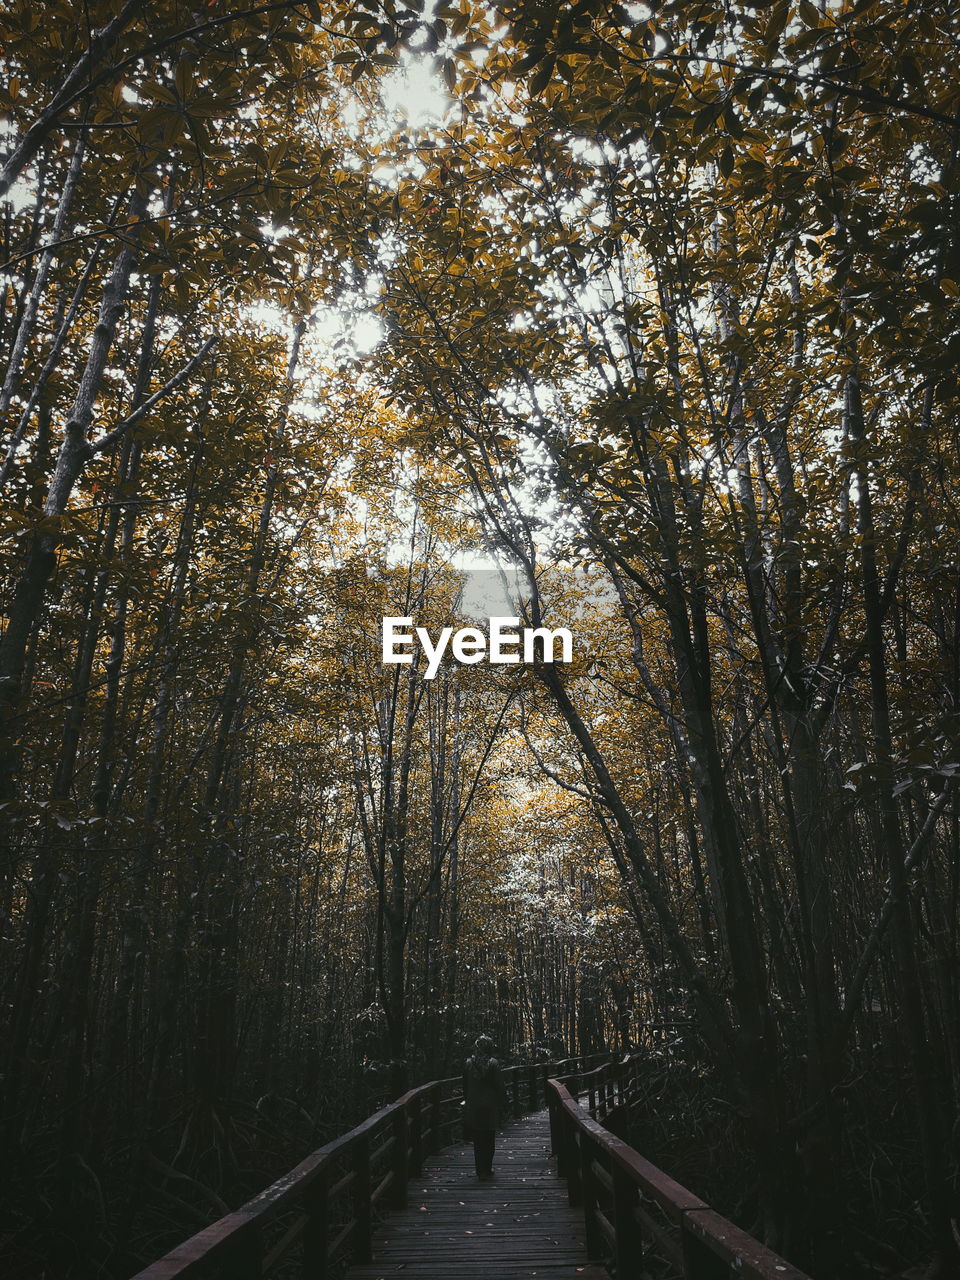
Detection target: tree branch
<box><xmin>86</xmin><ymin>335</ymin><xmax>217</xmax><ymax>457</ymax></box>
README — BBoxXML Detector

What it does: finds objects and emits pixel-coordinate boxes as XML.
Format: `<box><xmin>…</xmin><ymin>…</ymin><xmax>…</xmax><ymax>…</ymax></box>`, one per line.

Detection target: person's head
<box><xmin>474</xmin><ymin>1035</ymin><xmax>495</xmax><ymax>1055</ymax></box>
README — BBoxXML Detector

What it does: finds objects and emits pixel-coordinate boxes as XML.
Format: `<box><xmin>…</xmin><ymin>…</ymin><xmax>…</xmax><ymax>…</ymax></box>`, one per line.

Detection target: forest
<box><xmin>1</xmin><ymin>1</ymin><xmax>959</xmax><ymax>1277</ymax></box>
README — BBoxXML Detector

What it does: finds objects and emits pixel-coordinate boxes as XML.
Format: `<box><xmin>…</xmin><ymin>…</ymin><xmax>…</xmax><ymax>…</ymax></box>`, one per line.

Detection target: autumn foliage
<box><xmin>1</xmin><ymin>2</ymin><xmax>959</xmax><ymax>1277</ymax></box>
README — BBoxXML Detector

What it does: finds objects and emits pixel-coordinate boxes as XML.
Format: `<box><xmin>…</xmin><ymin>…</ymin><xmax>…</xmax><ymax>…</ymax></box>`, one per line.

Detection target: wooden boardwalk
<box><xmin>133</xmin><ymin>1057</ymin><xmax>812</xmax><ymax>1280</ymax></box>
<box><xmin>344</xmin><ymin>1108</ymin><xmax>608</xmax><ymax>1280</ymax></box>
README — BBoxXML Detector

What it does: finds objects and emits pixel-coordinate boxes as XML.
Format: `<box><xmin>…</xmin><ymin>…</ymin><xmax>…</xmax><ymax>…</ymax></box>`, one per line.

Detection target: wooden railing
<box><xmin>547</xmin><ymin>1058</ymin><xmax>813</xmax><ymax>1280</ymax></box>
<box><xmin>130</xmin><ymin>1050</ymin><xmax>612</xmax><ymax>1280</ymax></box>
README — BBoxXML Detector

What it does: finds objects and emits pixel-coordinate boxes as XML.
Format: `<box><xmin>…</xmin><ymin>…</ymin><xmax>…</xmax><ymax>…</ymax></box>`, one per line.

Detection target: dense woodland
<box><xmin>1</xmin><ymin>1</ymin><xmax>960</xmax><ymax>1277</ymax></box>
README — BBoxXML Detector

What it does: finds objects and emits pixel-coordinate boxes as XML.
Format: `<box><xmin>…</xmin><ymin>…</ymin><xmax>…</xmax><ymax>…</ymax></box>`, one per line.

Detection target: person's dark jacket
<box><xmin>462</xmin><ymin>1052</ymin><xmax>508</xmax><ymax>1130</ymax></box>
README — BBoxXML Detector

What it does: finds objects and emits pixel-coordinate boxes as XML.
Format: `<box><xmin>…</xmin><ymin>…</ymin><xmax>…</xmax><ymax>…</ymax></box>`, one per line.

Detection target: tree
<box><xmin>368</xmin><ymin>0</ymin><xmax>960</xmax><ymax>1267</ymax></box>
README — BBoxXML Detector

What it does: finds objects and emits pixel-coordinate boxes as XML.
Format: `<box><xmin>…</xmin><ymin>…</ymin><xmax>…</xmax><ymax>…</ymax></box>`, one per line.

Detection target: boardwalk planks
<box><xmin>344</xmin><ymin>1109</ymin><xmax>607</xmax><ymax>1280</ymax></box>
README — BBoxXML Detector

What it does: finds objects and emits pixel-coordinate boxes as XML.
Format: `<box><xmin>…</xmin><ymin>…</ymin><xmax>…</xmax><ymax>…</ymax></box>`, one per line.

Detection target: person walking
<box><xmin>463</xmin><ymin>1035</ymin><xmax>508</xmax><ymax>1179</ymax></box>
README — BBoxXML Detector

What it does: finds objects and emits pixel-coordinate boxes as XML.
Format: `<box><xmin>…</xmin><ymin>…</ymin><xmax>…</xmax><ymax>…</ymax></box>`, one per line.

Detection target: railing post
<box><xmin>626</xmin><ymin>1057</ymin><xmax>639</xmax><ymax>1107</ymax></box>
<box><xmin>563</xmin><ymin>1110</ymin><xmax>579</xmax><ymax>1187</ymax></box>
<box><xmin>303</xmin><ymin>1169</ymin><xmax>329</xmax><ymax>1280</ymax></box>
<box><xmin>430</xmin><ymin>1082</ymin><xmax>442</xmax><ymax>1154</ymax></box>
<box><xmin>613</xmin><ymin>1164</ymin><xmax>641</xmax><ymax>1279</ymax></box>
<box><xmin>680</xmin><ymin>1216</ymin><xmax>729</xmax><ymax>1279</ymax></box>
<box><xmin>409</xmin><ymin>1094</ymin><xmax>423</xmax><ymax>1173</ymax></box>
<box><xmin>579</xmin><ymin>1133</ymin><xmax>603</xmax><ymax>1259</ymax></box>
<box><xmin>352</xmin><ymin>1135</ymin><xmax>372</xmax><ymax>1263</ymax></box>
<box><xmin>548</xmin><ymin>1090</ymin><xmax>560</xmax><ymax>1160</ymax></box>
<box><xmin>528</xmin><ymin>1063</ymin><xmax>537</xmax><ymax>1110</ymax></box>
<box><xmin>567</xmin><ymin>1125</ymin><xmax>583</xmax><ymax>1207</ymax></box>
<box><xmin>391</xmin><ymin>1106</ymin><xmax>408</xmax><ymax>1208</ymax></box>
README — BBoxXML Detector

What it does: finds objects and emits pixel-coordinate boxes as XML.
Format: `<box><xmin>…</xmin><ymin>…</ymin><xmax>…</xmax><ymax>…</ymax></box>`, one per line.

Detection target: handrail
<box><xmin>130</xmin><ymin>1050</ymin><xmax>613</xmax><ymax>1279</ymax></box>
<box><xmin>547</xmin><ymin>1059</ymin><xmax>813</xmax><ymax>1280</ymax></box>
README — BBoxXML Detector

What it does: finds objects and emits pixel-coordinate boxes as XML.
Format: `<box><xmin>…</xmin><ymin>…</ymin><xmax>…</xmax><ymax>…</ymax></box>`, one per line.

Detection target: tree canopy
<box><xmin>1</xmin><ymin>2</ymin><xmax>959</xmax><ymax>1276</ymax></box>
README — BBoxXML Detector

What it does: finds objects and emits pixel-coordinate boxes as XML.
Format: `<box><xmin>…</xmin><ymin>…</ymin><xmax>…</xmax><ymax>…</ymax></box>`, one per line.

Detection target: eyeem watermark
<box><xmin>382</xmin><ymin>616</ymin><xmax>573</xmax><ymax>680</ymax></box>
